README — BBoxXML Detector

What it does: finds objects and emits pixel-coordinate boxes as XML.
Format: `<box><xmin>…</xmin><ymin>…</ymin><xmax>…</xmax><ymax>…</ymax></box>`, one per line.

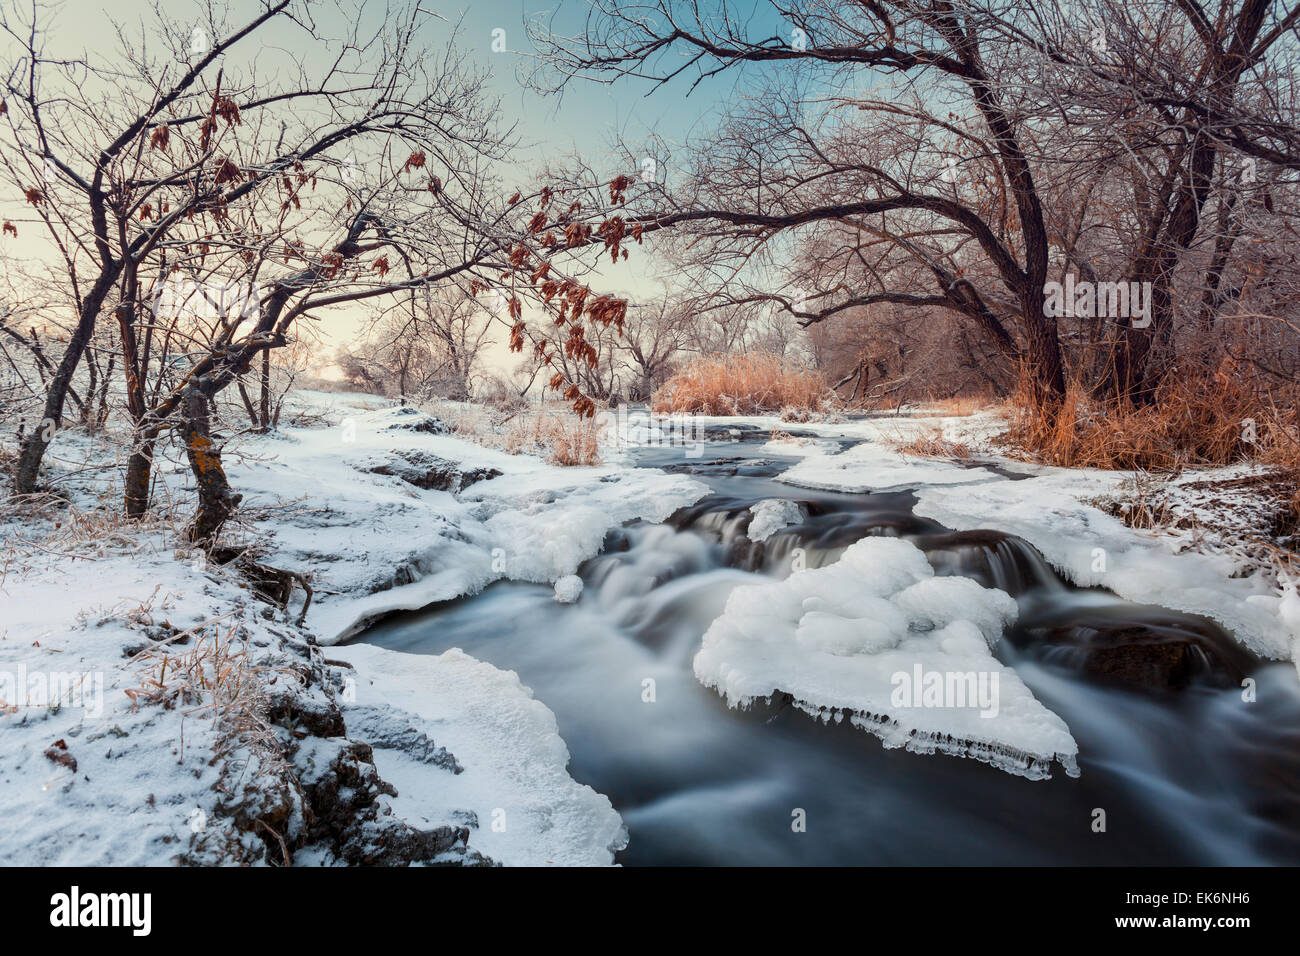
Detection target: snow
<box><xmin>778</xmin><ymin>441</ymin><xmax>998</xmax><ymax>492</ymax></box>
<box><xmin>914</xmin><ymin>474</ymin><xmax>1293</xmax><ymax>660</ymax></box>
<box><xmin>693</xmin><ymin>536</ymin><xmax>1079</xmax><ymax>780</ymax></box>
<box><xmin>553</xmin><ymin>575</ymin><xmax>584</xmax><ymax>604</ymax></box>
<box><xmin>1281</xmin><ymin>582</ymin><xmax>1300</xmax><ymax>673</ymax></box>
<box><xmin>471</xmin><ymin>467</ymin><xmax>702</xmax><ymax>586</ymax></box>
<box><xmin>328</xmin><ymin>643</ymin><xmax>627</xmax><ymax>866</ymax></box>
<box><xmin>747</xmin><ymin>499</ymin><xmax>803</xmax><ymax>542</ymax></box>
<box><xmin>0</xmin><ymin>389</ymin><xmax>706</xmax><ymax>867</ymax></box>
<box><xmin>225</xmin><ymin>391</ymin><xmax>707</xmax><ymax>641</ymax></box>
<box><xmin>0</xmin><ymin>546</ymin><xmax>238</xmax><ymax>864</ymax></box>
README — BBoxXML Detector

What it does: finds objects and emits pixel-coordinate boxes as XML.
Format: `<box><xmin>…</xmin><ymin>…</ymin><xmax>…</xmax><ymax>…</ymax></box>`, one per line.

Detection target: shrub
<box><xmin>1007</xmin><ymin>361</ymin><xmax>1279</xmax><ymax>470</ymax></box>
<box><xmin>652</xmin><ymin>352</ymin><xmax>833</xmax><ymax>416</ymax></box>
<box><xmin>1006</xmin><ymin>360</ymin><xmax>1299</xmax><ymax>527</ymax></box>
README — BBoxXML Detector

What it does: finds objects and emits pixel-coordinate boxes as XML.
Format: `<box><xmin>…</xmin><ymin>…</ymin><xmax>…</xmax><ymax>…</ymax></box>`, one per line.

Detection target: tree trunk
<box><xmin>259</xmin><ymin>350</ymin><xmax>271</xmax><ymax>432</ymax></box>
<box><xmin>1023</xmin><ymin>286</ymin><xmax>1067</xmax><ymax>411</ymax></box>
<box><xmin>124</xmin><ymin>434</ymin><xmax>157</xmax><ymax>518</ymax></box>
<box><xmin>12</xmin><ymin>272</ymin><xmax>116</xmax><ymax>495</ymax></box>
<box><xmin>181</xmin><ymin>383</ymin><xmax>242</xmax><ymax>545</ymax></box>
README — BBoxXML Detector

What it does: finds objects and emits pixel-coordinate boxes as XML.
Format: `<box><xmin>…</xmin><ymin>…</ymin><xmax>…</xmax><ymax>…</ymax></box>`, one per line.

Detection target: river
<box><xmin>352</xmin><ymin>429</ymin><xmax>1300</xmax><ymax>865</ymax></box>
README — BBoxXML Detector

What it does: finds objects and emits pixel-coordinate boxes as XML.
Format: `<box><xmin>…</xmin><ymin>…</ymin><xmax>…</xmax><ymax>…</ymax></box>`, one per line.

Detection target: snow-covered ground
<box><xmin>0</xmin><ymin>390</ymin><xmax>705</xmax><ymax>866</ymax></box>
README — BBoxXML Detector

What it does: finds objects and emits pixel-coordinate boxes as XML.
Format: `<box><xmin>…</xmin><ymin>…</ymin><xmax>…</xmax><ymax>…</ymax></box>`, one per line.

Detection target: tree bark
<box><xmin>123</xmin><ymin>436</ymin><xmax>157</xmax><ymax>518</ymax></box>
<box><xmin>181</xmin><ymin>383</ymin><xmax>242</xmax><ymax>545</ymax></box>
<box><xmin>259</xmin><ymin>350</ymin><xmax>271</xmax><ymax>432</ymax></box>
<box><xmin>12</xmin><ymin>272</ymin><xmax>117</xmax><ymax>494</ymax></box>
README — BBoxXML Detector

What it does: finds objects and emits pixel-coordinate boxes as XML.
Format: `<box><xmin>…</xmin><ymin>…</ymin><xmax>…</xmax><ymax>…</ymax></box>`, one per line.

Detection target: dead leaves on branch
<box><xmin>597</xmin><ymin>215</ymin><xmax>629</xmax><ymax>264</ymax></box>
<box><xmin>608</xmin><ymin>174</ymin><xmax>633</xmax><ymax>204</ymax></box>
<box><xmin>199</xmin><ymin>95</ymin><xmax>241</xmax><ymax>151</ymax></box>
<box><xmin>213</xmin><ymin>157</ymin><xmax>243</xmax><ymax>187</ymax></box>
<box><xmin>319</xmin><ymin>252</ymin><xmax>344</xmax><ymax>280</ymax></box>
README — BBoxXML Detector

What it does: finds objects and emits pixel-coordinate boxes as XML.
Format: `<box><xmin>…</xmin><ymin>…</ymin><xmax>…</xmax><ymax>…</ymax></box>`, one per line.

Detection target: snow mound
<box><xmin>554</xmin><ymin>575</ymin><xmax>584</xmax><ymax>604</ymax></box>
<box><xmin>778</xmin><ymin>442</ymin><xmax>996</xmax><ymax>492</ymax></box>
<box><xmin>693</xmin><ymin>537</ymin><xmax>1079</xmax><ymax>780</ymax></box>
<box><xmin>331</xmin><ymin>644</ymin><xmax>627</xmax><ymax>866</ymax></box>
<box><xmin>473</xmin><ymin>468</ymin><xmax>704</xmax><ymax>584</ymax></box>
<box><xmin>747</xmin><ymin>499</ymin><xmax>803</xmax><ymax>542</ymax></box>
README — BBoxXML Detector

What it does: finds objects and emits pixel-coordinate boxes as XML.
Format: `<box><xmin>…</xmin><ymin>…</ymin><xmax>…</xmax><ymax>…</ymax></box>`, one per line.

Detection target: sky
<box><xmin>0</xmin><ymin>0</ymin><xmax>795</xmax><ymax>379</ymax></box>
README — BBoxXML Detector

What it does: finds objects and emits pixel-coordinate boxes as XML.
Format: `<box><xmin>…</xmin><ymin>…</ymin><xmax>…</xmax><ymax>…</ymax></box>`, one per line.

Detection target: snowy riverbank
<box><xmin>0</xmin><ymin>391</ymin><xmax>705</xmax><ymax>865</ymax></box>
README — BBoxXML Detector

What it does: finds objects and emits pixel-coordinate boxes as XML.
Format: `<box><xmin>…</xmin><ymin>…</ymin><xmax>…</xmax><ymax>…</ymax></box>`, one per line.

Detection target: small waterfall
<box><xmin>914</xmin><ymin>530</ymin><xmax>1064</xmax><ymax>596</ymax></box>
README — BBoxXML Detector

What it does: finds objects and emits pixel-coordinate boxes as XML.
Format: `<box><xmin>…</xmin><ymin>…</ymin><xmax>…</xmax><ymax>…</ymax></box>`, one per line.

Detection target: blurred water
<box><xmin>356</xmin><ymin>438</ymin><xmax>1300</xmax><ymax>865</ymax></box>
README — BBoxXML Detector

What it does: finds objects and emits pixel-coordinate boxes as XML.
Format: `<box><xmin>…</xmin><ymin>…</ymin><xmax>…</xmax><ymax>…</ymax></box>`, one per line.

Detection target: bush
<box><xmin>652</xmin><ymin>352</ymin><xmax>833</xmax><ymax>416</ymax></box>
<box><xmin>1008</xmin><ymin>361</ymin><xmax>1284</xmax><ymax>470</ymax></box>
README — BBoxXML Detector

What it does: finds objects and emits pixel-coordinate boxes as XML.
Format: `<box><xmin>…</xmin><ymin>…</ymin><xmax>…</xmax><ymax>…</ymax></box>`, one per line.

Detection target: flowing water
<box><xmin>354</xmin><ymin>432</ymin><xmax>1300</xmax><ymax>865</ymax></box>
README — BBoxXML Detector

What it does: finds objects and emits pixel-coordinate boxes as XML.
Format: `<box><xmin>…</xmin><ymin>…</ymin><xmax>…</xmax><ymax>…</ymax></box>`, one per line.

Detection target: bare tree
<box><xmin>0</xmin><ymin>0</ymin><xmax>542</xmax><ymax>540</ymax></box>
<box><xmin>615</xmin><ymin>297</ymin><xmax>696</xmax><ymax>401</ymax></box>
<box><xmin>344</xmin><ymin>290</ymin><xmax>491</xmax><ymax>400</ymax></box>
<box><xmin>524</xmin><ymin>0</ymin><xmax>1300</xmax><ymax>415</ymax></box>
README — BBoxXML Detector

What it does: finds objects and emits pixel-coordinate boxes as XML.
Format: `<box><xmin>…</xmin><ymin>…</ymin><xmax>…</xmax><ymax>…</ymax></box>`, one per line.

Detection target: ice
<box><xmin>893</xmin><ymin>576</ymin><xmax>1018</xmax><ymax>641</ymax></box>
<box><xmin>778</xmin><ymin>442</ymin><xmax>997</xmax><ymax>492</ymax></box>
<box><xmin>554</xmin><ymin>575</ymin><xmax>584</xmax><ymax>604</ymax></box>
<box><xmin>758</xmin><ymin>409</ymin><xmax>1295</xmax><ymax>664</ymax></box>
<box><xmin>693</xmin><ymin>537</ymin><xmax>1079</xmax><ymax>780</ymax></box>
<box><xmin>747</xmin><ymin>499</ymin><xmax>804</xmax><ymax>542</ymax></box>
<box><xmin>473</xmin><ymin>467</ymin><xmax>704</xmax><ymax>584</ymax></box>
<box><xmin>329</xmin><ymin>644</ymin><xmax>627</xmax><ymax>866</ymax></box>
<box><xmin>1281</xmin><ymin>581</ymin><xmax>1300</xmax><ymax>680</ymax></box>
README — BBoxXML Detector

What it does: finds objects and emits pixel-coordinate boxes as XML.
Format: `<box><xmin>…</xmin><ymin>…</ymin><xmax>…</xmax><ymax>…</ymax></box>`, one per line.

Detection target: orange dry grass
<box><xmin>1007</xmin><ymin>362</ymin><xmax>1279</xmax><ymax>471</ymax></box>
<box><xmin>1008</xmin><ymin>361</ymin><xmax>1300</xmax><ymax>548</ymax></box>
<box><xmin>503</xmin><ymin>411</ymin><xmax>602</xmax><ymax>466</ymax></box>
<box><xmin>653</xmin><ymin>352</ymin><xmax>833</xmax><ymax>416</ymax></box>
<box><xmin>893</xmin><ymin>427</ymin><xmax>971</xmax><ymax>459</ymax></box>
<box><xmin>927</xmin><ymin>394</ymin><xmax>989</xmax><ymax>417</ymax></box>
